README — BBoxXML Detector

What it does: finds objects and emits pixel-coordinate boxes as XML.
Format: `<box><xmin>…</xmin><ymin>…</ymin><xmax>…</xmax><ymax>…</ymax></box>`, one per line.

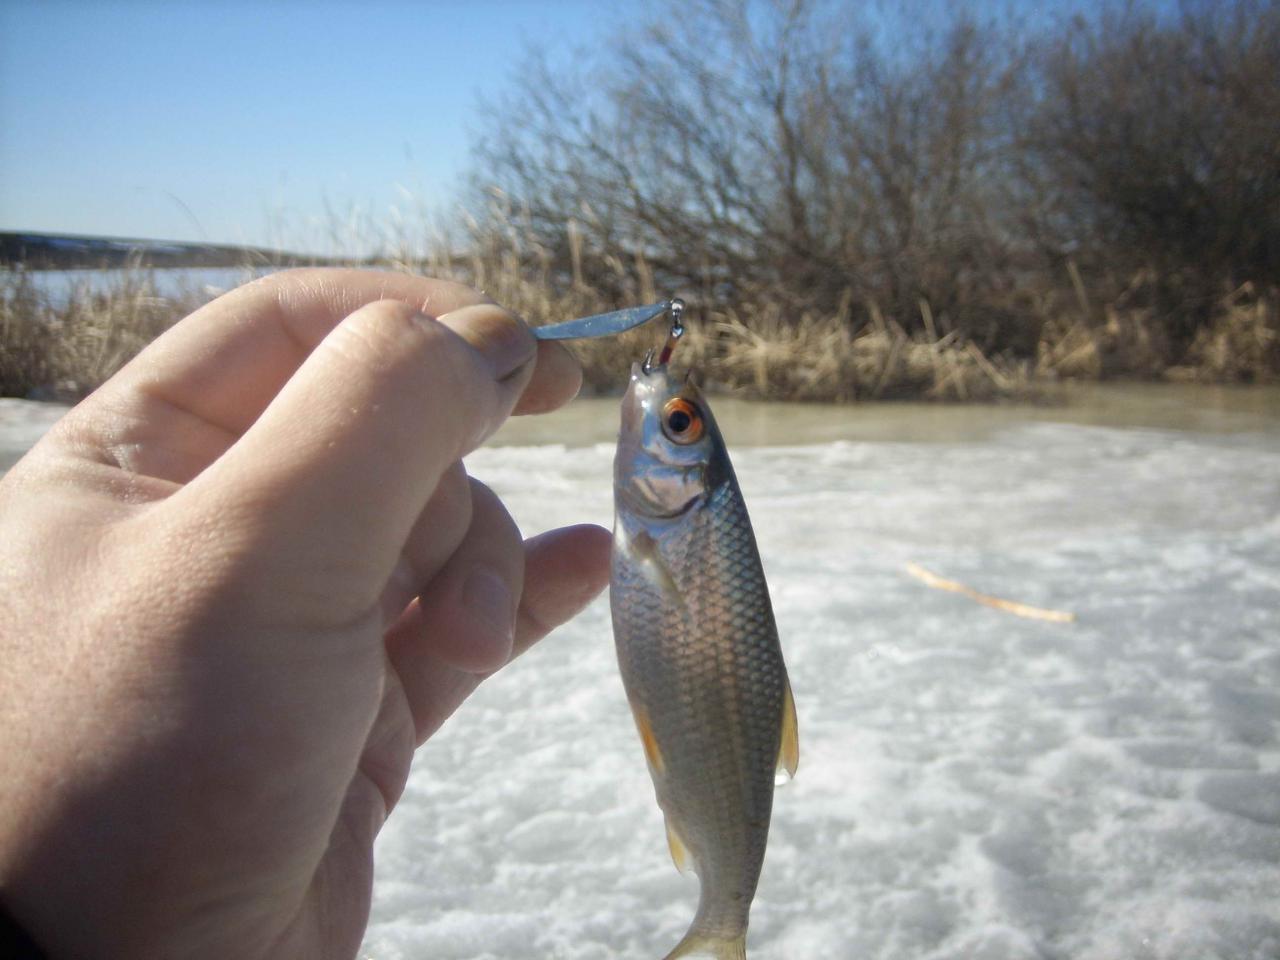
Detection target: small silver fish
<box><xmin>611</xmin><ymin>359</ymin><xmax>798</xmax><ymax>960</ymax></box>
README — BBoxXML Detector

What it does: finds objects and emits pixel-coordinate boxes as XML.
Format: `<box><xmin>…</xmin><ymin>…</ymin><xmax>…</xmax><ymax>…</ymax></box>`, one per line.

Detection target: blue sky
<box><xmin>0</xmin><ymin>0</ymin><xmax>624</xmax><ymax>253</ymax></box>
<box><xmin>1</xmin><ymin>0</ymin><xmax>1163</xmax><ymax>256</ymax></box>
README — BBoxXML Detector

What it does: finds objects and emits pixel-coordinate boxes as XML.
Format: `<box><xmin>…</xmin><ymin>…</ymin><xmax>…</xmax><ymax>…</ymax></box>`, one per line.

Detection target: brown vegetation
<box><xmin>472</xmin><ymin>0</ymin><xmax>1280</xmax><ymax>386</ymax></box>
<box><xmin>3</xmin><ymin>0</ymin><xmax>1278</xmax><ymax>402</ymax></box>
<box><xmin>5</xmin><ymin>244</ymin><xmax>1275</xmax><ymax>403</ymax></box>
<box><xmin>0</xmin><ymin>266</ymin><xmax>201</xmax><ymax>399</ymax></box>
<box><xmin>0</xmin><ymin>250</ymin><xmax>1033</xmax><ymax>402</ymax></box>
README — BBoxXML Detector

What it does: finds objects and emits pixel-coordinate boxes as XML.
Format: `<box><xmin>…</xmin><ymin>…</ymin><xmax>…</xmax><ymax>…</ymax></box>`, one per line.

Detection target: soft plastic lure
<box><xmin>532</xmin><ymin>299</ymin><xmax>681</xmax><ymax>341</ymax></box>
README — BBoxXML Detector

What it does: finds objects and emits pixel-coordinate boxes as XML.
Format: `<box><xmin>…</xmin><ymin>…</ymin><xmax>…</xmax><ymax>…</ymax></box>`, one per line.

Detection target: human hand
<box><xmin>0</xmin><ymin>270</ymin><xmax>611</xmax><ymax>959</ymax></box>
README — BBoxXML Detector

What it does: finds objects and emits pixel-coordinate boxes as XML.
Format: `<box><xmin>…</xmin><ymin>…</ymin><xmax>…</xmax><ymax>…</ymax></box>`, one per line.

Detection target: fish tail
<box><xmin>662</xmin><ymin>929</ymin><xmax>747</xmax><ymax>960</ymax></box>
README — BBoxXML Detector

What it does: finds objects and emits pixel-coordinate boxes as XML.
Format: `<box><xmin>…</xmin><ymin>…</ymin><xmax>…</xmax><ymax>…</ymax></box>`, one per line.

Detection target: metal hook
<box><xmin>654</xmin><ymin>298</ymin><xmax>686</xmax><ymax>368</ymax></box>
<box><xmin>638</xmin><ymin>298</ymin><xmax>685</xmax><ymax>372</ymax></box>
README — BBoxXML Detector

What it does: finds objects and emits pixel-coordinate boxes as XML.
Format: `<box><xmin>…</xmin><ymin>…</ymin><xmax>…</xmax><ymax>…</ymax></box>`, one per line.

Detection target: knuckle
<box><xmin>328</xmin><ymin>301</ymin><xmax>495</xmax><ymax>408</ymax></box>
<box><xmin>338</xmin><ymin>299</ymin><xmax>427</xmax><ymax>365</ymax></box>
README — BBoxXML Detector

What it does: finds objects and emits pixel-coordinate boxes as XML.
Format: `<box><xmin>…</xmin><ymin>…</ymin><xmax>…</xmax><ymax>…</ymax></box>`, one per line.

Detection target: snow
<box><xmin>2</xmin><ymin>395</ymin><xmax>1277</xmax><ymax>958</ymax></box>
<box><xmin>367</xmin><ymin>417</ymin><xmax>1280</xmax><ymax>960</ymax></box>
<box><xmin>0</xmin><ymin>398</ymin><xmax>70</xmax><ymax>472</ymax></box>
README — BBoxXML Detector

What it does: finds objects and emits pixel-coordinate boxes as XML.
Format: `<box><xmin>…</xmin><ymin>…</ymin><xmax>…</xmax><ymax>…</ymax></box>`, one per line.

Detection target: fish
<box><xmin>610</xmin><ymin>357</ymin><xmax>798</xmax><ymax>960</ymax></box>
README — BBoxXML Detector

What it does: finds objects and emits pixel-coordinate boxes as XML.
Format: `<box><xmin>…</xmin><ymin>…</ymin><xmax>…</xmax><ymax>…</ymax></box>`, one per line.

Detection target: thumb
<box><xmin>177</xmin><ymin>299</ymin><xmax>536</xmax><ymax>617</ymax></box>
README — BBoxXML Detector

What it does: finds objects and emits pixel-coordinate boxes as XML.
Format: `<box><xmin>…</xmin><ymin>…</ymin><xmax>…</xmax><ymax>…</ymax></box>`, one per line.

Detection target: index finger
<box><xmin>105</xmin><ymin>269</ymin><xmax>493</xmax><ymax>438</ymax></box>
<box><xmin>52</xmin><ymin>270</ymin><xmax>581</xmax><ymax>486</ymax></box>
<box><xmin>96</xmin><ymin>269</ymin><xmax>579</xmax><ymax>436</ymax></box>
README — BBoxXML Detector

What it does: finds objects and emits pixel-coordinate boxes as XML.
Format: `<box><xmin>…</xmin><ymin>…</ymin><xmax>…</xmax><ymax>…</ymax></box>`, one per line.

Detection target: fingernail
<box><xmin>435</xmin><ymin>304</ymin><xmax>535</xmax><ymax>379</ymax></box>
<box><xmin>462</xmin><ymin>567</ymin><xmax>516</xmax><ymax>646</ymax></box>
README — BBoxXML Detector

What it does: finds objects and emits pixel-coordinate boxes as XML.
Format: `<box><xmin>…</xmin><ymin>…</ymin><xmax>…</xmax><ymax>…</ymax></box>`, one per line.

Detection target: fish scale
<box><xmin>611</xmin><ymin>361</ymin><xmax>797</xmax><ymax>960</ymax></box>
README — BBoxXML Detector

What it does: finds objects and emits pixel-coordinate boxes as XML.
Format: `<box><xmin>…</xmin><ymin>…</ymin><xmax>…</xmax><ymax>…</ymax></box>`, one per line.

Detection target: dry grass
<box><xmin>3</xmin><ymin>233</ymin><xmax>1276</xmax><ymax>402</ymax></box>
<box><xmin>420</xmin><ymin>274</ymin><xmax>1029</xmax><ymax>402</ymax></box>
<box><xmin>1175</xmin><ymin>283</ymin><xmax>1280</xmax><ymax>383</ymax></box>
<box><xmin>1034</xmin><ymin>272</ymin><xmax>1280</xmax><ymax>385</ymax></box>
<box><xmin>700</xmin><ymin>298</ymin><xmax>1023</xmax><ymax>402</ymax></box>
<box><xmin>391</xmin><ymin>223</ymin><xmax>1033</xmax><ymax>401</ymax></box>
<box><xmin>1</xmin><ymin>265</ymin><xmax>199</xmax><ymax>399</ymax></box>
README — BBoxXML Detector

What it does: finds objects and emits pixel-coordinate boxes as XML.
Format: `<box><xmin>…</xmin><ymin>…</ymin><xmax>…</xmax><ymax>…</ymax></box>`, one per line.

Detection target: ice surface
<box><xmin>2</xmin><ymin>397</ymin><xmax>1277</xmax><ymax>959</ymax></box>
<box><xmin>361</xmin><ymin>419</ymin><xmax>1280</xmax><ymax>959</ymax></box>
<box><xmin>0</xmin><ymin>398</ymin><xmax>70</xmax><ymax>472</ymax></box>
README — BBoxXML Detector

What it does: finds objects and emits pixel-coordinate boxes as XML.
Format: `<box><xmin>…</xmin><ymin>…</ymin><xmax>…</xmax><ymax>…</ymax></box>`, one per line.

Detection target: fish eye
<box><xmin>661</xmin><ymin>398</ymin><xmax>704</xmax><ymax>444</ymax></box>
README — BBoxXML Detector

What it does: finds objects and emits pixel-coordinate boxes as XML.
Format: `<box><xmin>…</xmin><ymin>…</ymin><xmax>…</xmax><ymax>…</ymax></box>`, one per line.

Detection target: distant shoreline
<box><xmin>0</xmin><ymin>230</ymin><xmax>350</xmax><ymax>271</ymax></box>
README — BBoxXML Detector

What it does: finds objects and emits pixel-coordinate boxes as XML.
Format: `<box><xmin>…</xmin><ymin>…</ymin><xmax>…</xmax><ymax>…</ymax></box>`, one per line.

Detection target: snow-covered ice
<box><xmin>367</xmin><ymin>413</ymin><xmax>1280</xmax><ymax>960</ymax></box>
<box><xmin>0</xmin><ymin>398</ymin><xmax>70</xmax><ymax>472</ymax></box>
<box><xmin>3</xmin><ymin>394</ymin><xmax>1277</xmax><ymax>959</ymax></box>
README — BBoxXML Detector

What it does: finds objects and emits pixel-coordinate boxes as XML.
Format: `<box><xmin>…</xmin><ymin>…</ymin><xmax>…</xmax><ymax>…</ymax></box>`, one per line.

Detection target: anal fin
<box><xmin>665</xmin><ymin>817</ymin><xmax>695</xmax><ymax>875</ymax></box>
<box><xmin>775</xmin><ymin>677</ymin><xmax>799</xmax><ymax>785</ymax></box>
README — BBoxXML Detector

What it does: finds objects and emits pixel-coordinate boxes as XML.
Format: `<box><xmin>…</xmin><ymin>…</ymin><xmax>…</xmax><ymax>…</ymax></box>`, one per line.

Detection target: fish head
<box><xmin>615</xmin><ymin>362</ymin><xmax>730</xmax><ymax>519</ymax></box>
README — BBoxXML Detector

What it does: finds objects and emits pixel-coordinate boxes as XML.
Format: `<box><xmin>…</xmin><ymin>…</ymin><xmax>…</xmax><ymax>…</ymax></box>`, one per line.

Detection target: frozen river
<box><xmin>2</xmin><ymin>386</ymin><xmax>1278</xmax><ymax>959</ymax></box>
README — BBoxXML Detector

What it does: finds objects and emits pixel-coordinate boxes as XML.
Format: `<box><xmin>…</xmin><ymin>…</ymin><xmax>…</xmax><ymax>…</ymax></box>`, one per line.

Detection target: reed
<box><xmin>1</xmin><ymin>264</ymin><xmax>200</xmax><ymax>399</ymax></box>
<box><xmin>1034</xmin><ymin>273</ymin><xmax>1280</xmax><ymax>385</ymax></box>
<box><xmin>3</xmin><ymin>223</ymin><xmax>1276</xmax><ymax>402</ymax></box>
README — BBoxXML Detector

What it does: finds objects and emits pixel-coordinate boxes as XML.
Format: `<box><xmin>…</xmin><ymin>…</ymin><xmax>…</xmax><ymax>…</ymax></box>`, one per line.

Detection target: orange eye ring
<box><xmin>661</xmin><ymin>397</ymin><xmax>704</xmax><ymax>444</ymax></box>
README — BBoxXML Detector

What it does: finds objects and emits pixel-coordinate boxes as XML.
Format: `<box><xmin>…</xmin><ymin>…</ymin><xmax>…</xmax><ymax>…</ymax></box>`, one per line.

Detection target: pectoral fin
<box><xmin>625</xmin><ymin>529</ymin><xmax>687</xmax><ymax>611</ymax></box>
<box><xmin>775</xmin><ymin>678</ymin><xmax>799</xmax><ymax>785</ymax></box>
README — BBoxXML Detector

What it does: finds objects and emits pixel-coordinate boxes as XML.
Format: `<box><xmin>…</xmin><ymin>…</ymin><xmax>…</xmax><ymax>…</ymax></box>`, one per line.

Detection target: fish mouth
<box><xmin>631</xmin><ymin>358</ymin><xmax>667</xmax><ymax>383</ymax></box>
<box><xmin>620</xmin><ymin>361</ymin><xmax>672</xmax><ymax>437</ymax></box>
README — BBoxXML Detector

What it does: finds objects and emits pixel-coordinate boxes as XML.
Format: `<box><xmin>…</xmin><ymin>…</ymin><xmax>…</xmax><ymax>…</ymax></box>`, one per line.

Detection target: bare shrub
<box><xmin>472</xmin><ymin>0</ymin><xmax>1280</xmax><ymax>382</ymax></box>
<box><xmin>473</xmin><ymin>0</ymin><xmax>1030</xmax><ymax>345</ymax></box>
<box><xmin>1024</xmin><ymin>0</ymin><xmax>1280</xmax><ymax>349</ymax></box>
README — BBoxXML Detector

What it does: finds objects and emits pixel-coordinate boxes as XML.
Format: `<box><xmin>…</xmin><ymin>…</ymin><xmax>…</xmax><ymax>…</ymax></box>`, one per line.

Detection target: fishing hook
<box><xmin>644</xmin><ymin>298</ymin><xmax>686</xmax><ymax>373</ymax></box>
